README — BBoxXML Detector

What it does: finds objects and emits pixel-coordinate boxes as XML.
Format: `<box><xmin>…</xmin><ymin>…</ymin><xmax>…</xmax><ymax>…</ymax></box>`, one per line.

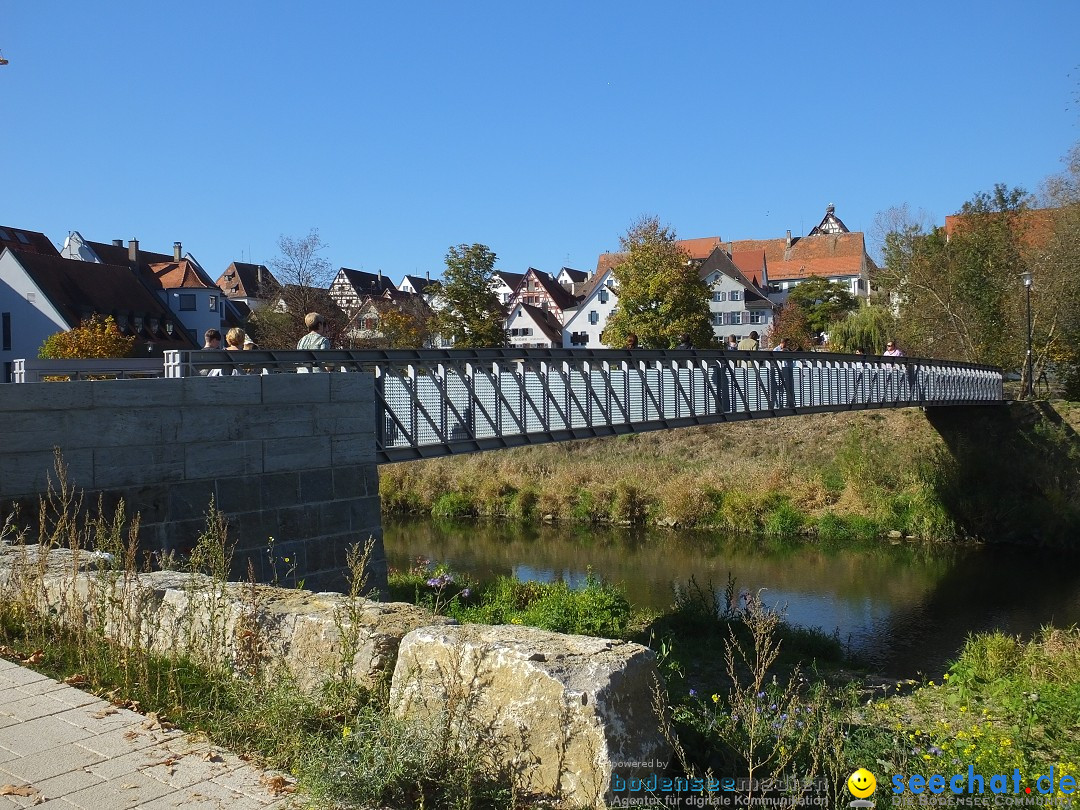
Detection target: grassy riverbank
<box><xmin>381</xmin><ymin>400</ymin><xmax>1080</xmax><ymax>545</ymax></box>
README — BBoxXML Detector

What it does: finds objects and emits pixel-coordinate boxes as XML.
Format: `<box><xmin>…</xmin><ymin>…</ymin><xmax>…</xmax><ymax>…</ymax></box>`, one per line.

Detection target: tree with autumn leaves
<box><xmin>38</xmin><ymin>315</ymin><xmax>136</xmax><ymax>359</ymax></box>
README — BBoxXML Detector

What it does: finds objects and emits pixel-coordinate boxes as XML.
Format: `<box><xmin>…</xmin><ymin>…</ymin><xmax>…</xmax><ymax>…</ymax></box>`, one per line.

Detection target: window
<box><xmin>599</xmin><ymin>289</ymin><xmax>609</xmax><ymax>304</ymax></box>
<box><xmin>362</xmin><ymin>317</ymin><xmax>378</xmax><ymax>331</ymax></box>
<box><xmin>749</xmin><ymin>311</ymin><xmax>764</xmax><ymax>324</ymax></box>
<box><xmin>0</xmin><ymin>229</ymin><xmax>10</xmax><ymax>241</ymax></box>
<box><xmin>588</xmin><ymin>311</ymin><xmax>599</xmax><ymax>325</ymax></box>
<box><xmin>710</xmin><ymin>312</ymin><xmax>722</xmax><ymax>326</ymax></box>
<box><xmin>570</xmin><ymin>331</ymin><xmax>589</xmax><ymax>346</ymax></box>
<box><xmin>713</xmin><ymin>290</ymin><xmax>726</xmax><ymax>302</ymax></box>
<box><xmin>209</xmin><ymin>295</ymin><xmax>218</xmax><ymax>310</ymax></box>
<box><xmin>729</xmin><ymin>290</ymin><xmax>742</xmax><ymax>301</ymax></box>
<box><xmin>2</xmin><ymin>313</ymin><xmax>10</xmax><ymax>351</ymax></box>
<box><xmin>179</xmin><ymin>293</ymin><xmax>196</xmax><ymax>311</ymax></box>
<box><xmin>2</xmin><ymin>361</ymin><xmax>10</xmax><ymax>383</ymax></box>
<box><xmin>14</xmin><ymin>232</ymin><xmax>29</xmax><ymax>245</ymax></box>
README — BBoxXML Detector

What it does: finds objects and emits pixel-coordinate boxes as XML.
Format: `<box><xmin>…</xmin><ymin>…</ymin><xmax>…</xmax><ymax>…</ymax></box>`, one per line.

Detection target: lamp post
<box><xmin>1020</xmin><ymin>271</ymin><xmax>1033</xmax><ymax>399</ymax></box>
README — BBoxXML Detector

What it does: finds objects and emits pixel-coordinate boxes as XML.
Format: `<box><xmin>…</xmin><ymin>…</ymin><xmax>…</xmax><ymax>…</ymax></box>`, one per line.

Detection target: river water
<box><xmin>383</xmin><ymin>517</ymin><xmax>1080</xmax><ymax>678</ymax></box>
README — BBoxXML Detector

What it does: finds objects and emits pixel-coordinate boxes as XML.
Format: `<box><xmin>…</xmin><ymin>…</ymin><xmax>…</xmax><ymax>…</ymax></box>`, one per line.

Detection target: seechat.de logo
<box><xmin>847</xmin><ymin>768</ymin><xmax>877</xmax><ymax>807</ymax></box>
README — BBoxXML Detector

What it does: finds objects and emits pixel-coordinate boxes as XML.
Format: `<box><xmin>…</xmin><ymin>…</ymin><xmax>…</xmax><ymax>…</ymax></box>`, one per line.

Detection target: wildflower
<box><xmin>342</xmin><ymin>726</ymin><xmax>352</xmax><ymax>739</ymax></box>
<box><xmin>460</xmin><ymin>587</ymin><xmax>471</xmax><ymax>599</ymax></box>
<box><xmin>688</xmin><ymin>689</ymin><xmax>697</xmax><ymax>698</ymax></box>
<box><xmin>756</xmin><ymin>691</ymin><xmax>766</xmax><ymax>699</ymax></box>
<box><xmin>943</xmin><ymin>673</ymin><xmax>950</xmax><ymax>680</ymax></box>
<box><xmin>711</xmin><ymin>694</ymin><xmax>720</xmax><ymax>704</ymax></box>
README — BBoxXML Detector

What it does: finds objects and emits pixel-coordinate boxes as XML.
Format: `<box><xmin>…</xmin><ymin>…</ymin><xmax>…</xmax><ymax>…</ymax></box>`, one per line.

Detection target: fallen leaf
<box><xmin>0</xmin><ymin>645</ymin><xmax>19</xmax><ymax>658</ymax></box>
<box><xmin>202</xmin><ymin>752</ymin><xmax>223</xmax><ymax>763</ymax></box>
<box><xmin>0</xmin><ymin>784</ymin><xmax>38</xmax><ymax>797</ymax></box>
<box><xmin>21</xmin><ymin>650</ymin><xmax>44</xmax><ymax>666</ymax></box>
<box><xmin>260</xmin><ymin>775</ymin><xmax>294</xmax><ymax>796</ymax></box>
<box><xmin>123</xmin><ymin>731</ymin><xmax>139</xmax><ymax>741</ymax></box>
<box><xmin>63</xmin><ymin>673</ymin><xmax>89</xmax><ymax>687</ymax></box>
<box><xmin>90</xmin><ymin>708</ymin><xmax>118</xmax><ymax>719</ymax></box>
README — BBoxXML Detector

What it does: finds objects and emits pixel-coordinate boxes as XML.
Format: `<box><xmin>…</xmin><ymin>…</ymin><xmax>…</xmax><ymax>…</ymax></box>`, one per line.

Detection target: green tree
<box><xmin>603</xmin><ymin>216</ymin><xmax>714</xmax><ymax>349</ymax></box>
<box><xmin>39</xmin><ymin>315</ymin><xmax>136</xmax><ymax>359</ymax></box>
<box><xmin>784</xmin><ymin>277</ymin><xmax>856</xmax><ymax>337</ymax></box>
<box><xmin>766</xmin><ymin>301</ymin><xmax>813</xmax><ymax>350</ymax></box>
<box><xmin>1038</xmin><ymin>142</ymin><xmax>1080</xmax><ymax>396</ymax></box>
<box><xmin>429</xmin><ymin>243</ymin><xmax>507</xmax><ymax>348</ymax></box>
<box><xmin>827</xmin><ymin>302</ymin><xmax>897</xmax><ymax>354</ymax></box>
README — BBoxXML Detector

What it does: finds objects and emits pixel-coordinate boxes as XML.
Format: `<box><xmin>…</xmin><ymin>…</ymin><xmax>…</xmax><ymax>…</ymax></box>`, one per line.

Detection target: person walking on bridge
<box><xmin>883</xmin><ymin>340</ymin><xmax>904</xmax><ymax>357</ymax></box>
<box><xmin>297</xmin><ymin>313</ymin><xmax>330</xmax><ymax>350</ymax></box>
<box><xmin>737</xmin><ymin>331</ymin><xmax>759</xmax><ymax>351</ymax></box>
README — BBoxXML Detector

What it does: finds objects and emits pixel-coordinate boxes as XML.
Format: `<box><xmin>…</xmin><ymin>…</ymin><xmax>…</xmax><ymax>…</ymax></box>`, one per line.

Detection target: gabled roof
<box><xmin>84</xmin><ymin>239</ymin><xmax>219</xmax><ymax>290</ymax></box>
<box><xmin>493</xmin><ymin>269</ymin><xmax>524</xmax><ymax>290</ymax></box>
<box><xmin>518</xmin><ymin>268</ymin><xmax>578</xmax><ymax>311</ymax></box>
<box><xmin>6</xmin><ymin>249</ymin><xmax>196</xmax><ymax>347</ymax></box>
<box><xmin>514</xmin><ymin>303</ymin><xmax>564</xmax><ymax>344</ymax></box>
<box><xmin>149</xmin><ymin>259</ymin><xmax>216</xmax><ymax>289</ymax></box>
<box><xmin>558</xmin><ymin>267</ymin><xmax>588</xmax><ymax>283</ymax></box>
<box><xmin>0</xmin><ymin>226</ymin><xmax>59</xmax><ymax>257</ymax></box>
<box><xmin>336</xmin><ymin>267</ymin><xmax>396</xmax><ymax>295</ymax></box>
<box><xmin>808</xmin><ymin>204</ymin><xmax>850</xmax><ymax>236</ymax></box>
<box><xmin>944</xmin><ymin>206</ymin><xmax>1058</xmax><ymax>250</ymax></box>
<box><xmin>730</xmin><ymin>249</ymin><xmax>766</xmax><ymax>287</ymax></box>
<box><xmin>400</xmin><ymin>274</ymin><xmax>435</xmax><ymax>294</ymax></box>
<box><xmin>216</xmin><ymin>262</ymin><xmax>277</xmax><ymax>298</ymax></box>
<box><xmin>699</xmin><ymin>248</ymin><xmax>771</xmax><ymax>307</ymax></box>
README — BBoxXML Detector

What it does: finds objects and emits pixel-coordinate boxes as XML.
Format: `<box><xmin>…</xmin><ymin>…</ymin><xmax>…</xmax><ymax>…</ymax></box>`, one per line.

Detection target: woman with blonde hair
<box><xmin>225</xmin><ymin>327</ymin><xmax>246</xmax><ymax>350</ymax></box>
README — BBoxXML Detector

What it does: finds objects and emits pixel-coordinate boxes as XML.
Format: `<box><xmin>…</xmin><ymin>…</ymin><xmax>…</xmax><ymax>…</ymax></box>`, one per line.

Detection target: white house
<box><xmin>491</xmin><ymin>270</ymin><xmax>523</xmax><ymax>306</ymax></box>
<box><xmin>506</xmin><ymin>303</ymin><xmax>563</xmax><ymax>349</ymax></box>
<box><xmin>561</xmin><ymin>269</ymin><xmax>617</xmax><ymax>348</ymax></box>
<box><xmin>215</xmin><ymin>262</ymin><xmax>278</xmax><ymax>313</ymax></box>
<box><xmin>698</xmin><ymin>248</ymin><xmax>774</xmax><ymax>344</ymax></box>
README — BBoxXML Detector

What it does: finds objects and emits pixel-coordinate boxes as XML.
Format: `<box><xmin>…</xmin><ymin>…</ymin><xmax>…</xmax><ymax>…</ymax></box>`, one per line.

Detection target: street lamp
<box><xmin>1020</xmin><ymin>271</ymin><xmax>1033</xmax><ymax>399</ymax></box>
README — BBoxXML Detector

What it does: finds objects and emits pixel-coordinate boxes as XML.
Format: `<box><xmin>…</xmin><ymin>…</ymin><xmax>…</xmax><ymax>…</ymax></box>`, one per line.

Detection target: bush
<box><xmin>763</xmin><ymin>499</ymin><xmax>805</xmax><ymax>536</ymax></box>
<box><xmin>431</xmin><ymin>491</ymin><xmax>476</xmax><ymax>519</ymax></box>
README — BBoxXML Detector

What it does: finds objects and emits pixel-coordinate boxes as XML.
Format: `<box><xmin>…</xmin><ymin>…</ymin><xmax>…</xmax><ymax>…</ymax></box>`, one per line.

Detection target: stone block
<box><xmin>175</xmin><ymin>409</ymin><xmax>247</xmax><ymax>442</ymax></box>
<box><xmin>184</xmin><ymin>440</ymin><xmax>264</xmax><ymax>480</ymax></box>
<box><xmin>273</xmin><ymin>504</ymin><xmax>322</xmax><ymax>542</ymax></box>
<box><xmin>348</xmin><ymin>496</ymin><xmax>382</xmax><ymax>534</ymax></box>
<box><xmin>91</xmin><ymin>378</ymin><xmax>179</xmax><ymax>408</ymax></box>
<box><xmin>0</xmin><ymin>449</ymin><xmax>94</xmax><ymax>499</ymax></box>
<box><xmin>261</xmin><ymin>373</ymin><xmax>330</xmax><ymax>404</ymax></box>
<box><xmin>263</xmin><ymin>437</ymin><xmax>333</xmax><ymax>472</ymax></box>
<box><xmin>0</xmin><ymin>380</ymin><xmax>94</xmax><ymax>412</ymax></box>
<box><xmin>299</xmin><ymin>468</ymin><xmax>334</xmax><ymax>504</ymax></box>
<box><xmin>361</xmin><ymin>464</ymin><xmax>381</xmax><ymax>497</ymax></box>
<box><xmin>329</xmin><ymin>372</ymin><xmax>373</xmax><ymax>404</ymax></box>
<box><xmin>259</xmin><ymin>471</ymin><xmax>301</xmax><ymax>508</ymax></box>
<box><xmin>212</xmin><ymin>475</ymin><xmax>264</xmax><ymax>514</ymax></box>
<box><xmin>331</xmin><ymin>433</ymin><xmax>373</xmax><ymax>466</ymax></box>
<box><xmin>92</xmin><ymin>444</ymin><xmax>185</xmax><ymax>489</ymax></box>
<box><xmin>332</xmin><ymin>465</ymin><xmax>362</xmax><ymax>500</ymax></box>
<box><xmin>181</xmin><ymin>375</ymin><xmax>263</xmax><ymax>406</ymax></box>
<box><xmin>390</xmin><ymin>625</ymin><xmax>670</xmax><ymax>808</ymax></box>
<box><xmin>166</xmin><ymin>481</ymin><xmax>217</xmax><ymax>522</ymax></box>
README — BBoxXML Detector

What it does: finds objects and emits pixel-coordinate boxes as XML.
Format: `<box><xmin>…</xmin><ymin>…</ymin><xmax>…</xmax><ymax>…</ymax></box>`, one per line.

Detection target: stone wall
<box><xmin>0</xmin><ymin>374</ymin><xmax>384</xmax><ymax>593</ymax></box>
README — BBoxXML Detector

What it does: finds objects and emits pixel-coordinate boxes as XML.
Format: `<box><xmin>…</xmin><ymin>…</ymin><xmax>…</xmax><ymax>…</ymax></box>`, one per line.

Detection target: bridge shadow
<box><xmin>924</xmin><ymin>401</ymin><xmax>1080</xmax><ymax>546</ymax></box>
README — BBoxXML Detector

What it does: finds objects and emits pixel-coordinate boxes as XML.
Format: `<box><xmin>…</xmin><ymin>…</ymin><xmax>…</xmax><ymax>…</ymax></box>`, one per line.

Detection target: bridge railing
<box><xmin>158</xmin><ymin>348</ymin><xmax>1002</xmax><ymax>462</ymax></box>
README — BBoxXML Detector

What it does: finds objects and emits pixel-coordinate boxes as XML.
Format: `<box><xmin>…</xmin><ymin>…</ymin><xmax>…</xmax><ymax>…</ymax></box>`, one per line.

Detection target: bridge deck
<box><xmin>131</xmin><ymin>348</ymin><xmax>1002</xmax><ymax>463</ymax></box>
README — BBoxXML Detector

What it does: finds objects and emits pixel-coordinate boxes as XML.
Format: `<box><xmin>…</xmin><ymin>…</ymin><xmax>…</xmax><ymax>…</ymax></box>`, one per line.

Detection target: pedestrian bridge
<box><xmin>140</xmin><ymin>348</ymin><xmax>1002</xmax><ymax>463</ymax></box>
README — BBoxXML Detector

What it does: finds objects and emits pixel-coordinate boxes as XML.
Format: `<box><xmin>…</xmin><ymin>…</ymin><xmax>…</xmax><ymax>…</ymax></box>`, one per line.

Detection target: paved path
<box><xmin>0</xmin><ymin>658</ymin><xmax>300</xmax><ymax>809</ymax></box>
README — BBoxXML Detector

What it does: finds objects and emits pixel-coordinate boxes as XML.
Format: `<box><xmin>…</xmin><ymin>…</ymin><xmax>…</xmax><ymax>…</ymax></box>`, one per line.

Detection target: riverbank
<box><xmin>380</xmin><ymin>400</ymin><xmax>1080</xmax><ymax>545</ymax></box>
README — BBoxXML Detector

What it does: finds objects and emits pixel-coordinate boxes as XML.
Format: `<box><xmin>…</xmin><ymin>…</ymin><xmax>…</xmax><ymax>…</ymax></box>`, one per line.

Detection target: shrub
<box><xmin>431</xmin><ymin>491</ymin><xmax>476</xmax><ymax>519</ymax></box>
<box><xmin>763</xmin><ymin>499</ymin><xmax>805</xmax><ymax>536</ymax></box>
<box><xmin>815</xmin><ymin>512</ymin><xmax>852</xmax><ymax>542</ymax></box>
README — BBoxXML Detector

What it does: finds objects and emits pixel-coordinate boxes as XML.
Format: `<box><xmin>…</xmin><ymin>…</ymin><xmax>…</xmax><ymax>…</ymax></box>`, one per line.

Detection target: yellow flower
<box><xmin>342</xmin><ymin>726</ymin><xmax>352</xmax><ymax>738</ymax></box>
<box><xmin>711</xmin><ymin>694</ymin><xmax>720</xmax><ymax>704</ymax></box>
<box><xmin>943</xmin><ymin>673</ymin><xmax>950</xmax><ymax>680</ymax></box>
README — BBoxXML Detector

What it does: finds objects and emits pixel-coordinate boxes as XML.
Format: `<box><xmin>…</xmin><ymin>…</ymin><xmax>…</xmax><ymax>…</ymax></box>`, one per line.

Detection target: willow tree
<box><xmin>603</xmin><ymin>217</ymin><xmax>714</xmax><ymax>349</ymax></box>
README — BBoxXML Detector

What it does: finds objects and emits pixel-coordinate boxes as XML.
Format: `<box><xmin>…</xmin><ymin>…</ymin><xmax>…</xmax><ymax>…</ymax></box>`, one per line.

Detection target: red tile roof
<box><xmin>944</xmin><ymin>207</ymin><xmax>1058</xmax><ymax>250</ymax></box>
<box><xmin>724</xmin><ymin>233</ymin><xmax>869</xmax><ymax>282</ymax></box>
<box><xmin>216</xmin><ymin>262</ymin><xmax>277</xmax><ymax>298</ymax></box>
<box><xmin>594</xmin><ymin>236</ymin><xmax>722</xmax><ymax>276</ymax></box>
<box><xmin>149</xmin><ymin>260</ymin><xmax>216</xmax><ymax>289</ymax></box>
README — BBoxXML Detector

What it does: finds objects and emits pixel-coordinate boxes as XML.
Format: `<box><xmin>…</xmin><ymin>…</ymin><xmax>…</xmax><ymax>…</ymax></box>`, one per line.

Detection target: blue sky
<box><xmin>3</xmin><ymin>1</ymin><xmax>1078</xmax><ymax>281</ymax></box>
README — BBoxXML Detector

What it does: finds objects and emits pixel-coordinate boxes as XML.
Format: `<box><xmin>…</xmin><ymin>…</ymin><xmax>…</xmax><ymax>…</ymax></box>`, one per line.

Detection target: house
<box><xmin>561</xmin><ymin>268</ymin><xmax>617</xmax><ymax>348</ymax></box>
<box><xmin>61</xmin><ymin>234</ymin><xmax>225</xmax><ymax>346</ymax></box>
<box><xmin>721</xmin><ymin>206</ymin><xmax>875</xmax><ymax>301</ymax></box>
<box><xmin>505</xmin><ymin>268</ymin><xmax>579</xmax><ymax>324</ymax></box>
<box><xmin>345</xmin><ymin>289</ymin><xmax>435</xmax><ymax>348</ymax></box>
<box><xmin>555</xmin><ymin>267</ymin><xmax>590</xmax><ymax>296</ymax></box>
<box><xmin>506</xmin><ymin>302</ymin><xmax>563</xmax><ymax>349</ymax></box>
<box><xmin>0</xmin><ymin>225</ymin><xmax>60</xmax><ymax>257</ymax></box>
<box><xmin>0</xmin><ymin>247</ymin><xmax>194</xmax><ymax>381</ymax></box>
<box><xmin>328</xmin><ymin>268</ymin><xmax>397</xmax><ymax>317</ymax></box>
<box><xmin>698</xmin><ymin>248</ymin><xmax>774</xmax><ymax>343</ymax></box>
<box><xmin>491</xmin><ymin>270</ymin><xmax>523</xmax><ymax>306</ymax></box>
<box><xmin>398</xmin><ymin>273</ymin><xmax>436</xmax><ymax>297</ymax></box>
<box><xmin>216</xmin><ymin>262</ymin><xmax>278</xmax><ymax>312</ymax></box>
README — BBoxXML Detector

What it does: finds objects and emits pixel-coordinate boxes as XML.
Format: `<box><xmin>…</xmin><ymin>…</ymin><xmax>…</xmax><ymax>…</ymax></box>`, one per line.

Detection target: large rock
<box><xmin>390</xmin><ymin>623</ymin><xmax>670</xmax><ymax>808</ymax></box>
<box><xmin>0</xmin><ymin>544</ymin><xmax>449</xmax><ymax>690</ymax></box>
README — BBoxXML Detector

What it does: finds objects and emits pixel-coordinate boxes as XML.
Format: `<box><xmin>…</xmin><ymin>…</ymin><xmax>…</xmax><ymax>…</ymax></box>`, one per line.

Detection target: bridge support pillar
<box><xmin>0</xmin><ymin>374</ymin><xmax>386</xmax><ymax>596</ymax></box>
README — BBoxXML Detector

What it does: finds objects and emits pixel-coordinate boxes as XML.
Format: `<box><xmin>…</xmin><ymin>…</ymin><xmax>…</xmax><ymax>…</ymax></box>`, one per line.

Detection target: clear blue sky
<box><xmin>3</xmin><ymin>1</ymin><xmax>1078</xmax><ymax>281</ymax></box>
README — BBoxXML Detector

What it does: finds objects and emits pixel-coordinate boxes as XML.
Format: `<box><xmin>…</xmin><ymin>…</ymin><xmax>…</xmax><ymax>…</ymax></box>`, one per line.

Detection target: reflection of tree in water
<box><xmin>384</xmin><ymin>518</ymin><xmax>1080</xmax><ymax>678</ymax></box>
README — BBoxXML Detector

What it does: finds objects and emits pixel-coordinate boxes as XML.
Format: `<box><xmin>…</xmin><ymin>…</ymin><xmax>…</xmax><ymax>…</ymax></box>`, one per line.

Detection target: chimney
<box><xmin>728</xmin><ymin>241</ymin><xmax>734</xmax><ymax>255</ymax></box>
<box><xmin>378</xmin><ymin>269</ymin><xmax>383</xmax><ymax>287</ymax></box>
<box><xmin>257</xmin><ymin>265</ymin><xmax>263</xmax><ymax>284</ymax></box>
<box><xmin>426</xmin><ymin>270</ymin><xmax>430</xmax><ymax>281</ymax></box>
<box><xmin>112</xmin><ymin>239</ymin><xmax>123</xmax><ymax>247</ymax></box>
<box><xmin>785</xmin><ymin>229</ymin><xmax>792</xmax><ymax>247</ymax></box>
<box><xmin>173</xmin><ymin>241</ymin><xmax>182</xmax><ymax>261</ymax></box>
<box><xmin>128</xmin><ymin>238</ymin><xmax>139</xmax><ymax>263</ymax></box>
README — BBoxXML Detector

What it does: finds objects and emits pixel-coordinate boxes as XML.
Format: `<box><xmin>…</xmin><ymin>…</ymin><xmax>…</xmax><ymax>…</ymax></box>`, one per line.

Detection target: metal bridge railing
<box><xmin>159</xmin><ymin>348</ymin><xmax>1003</xmax><ymax>463</ymax></box>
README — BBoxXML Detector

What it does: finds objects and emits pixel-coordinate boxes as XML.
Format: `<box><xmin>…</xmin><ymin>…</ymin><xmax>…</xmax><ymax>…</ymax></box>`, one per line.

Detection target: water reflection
<box><xmin>383</xmin><ymin>518</ymin><xmax>1080</xmax><ymax>678</ymax></box>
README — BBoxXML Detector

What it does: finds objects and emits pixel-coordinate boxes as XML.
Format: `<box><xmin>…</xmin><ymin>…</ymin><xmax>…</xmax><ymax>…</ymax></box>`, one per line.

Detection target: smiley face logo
<box><xmin>847</xmin><ymin>768</ymin><xmax>877</xmax><ymax>799</ymax></box>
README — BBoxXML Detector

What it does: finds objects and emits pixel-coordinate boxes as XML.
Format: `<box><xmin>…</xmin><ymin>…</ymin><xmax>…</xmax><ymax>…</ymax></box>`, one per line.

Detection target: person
<box><xmin>854</xmin><ymin>347</ymin><xmax>866</xmax><ymax>356</ymax></box>
<box><xmin>737</xmin><ymin>331</ymin><xmax>759</xmax><ymax>351</ymax></box>
<box><xmin>772</xmin><ymin>337</ymin><xmax>791</xmax><ymax>352</ymax></box>
<box><xmin>297</xmin><ymin>312</ymin><xmax>331</xmax><ymax>350</ymax></box>
<box><xmin>202</xmin><ymin>329</ymin><xmax>221</xmax><ymax>349</ymax></box>
<box><xmin>225</xmin><ymin>327</ymin><xmax>246</xmax><ymax>351</ymax></box>
<box><xmin>243</xmin><ymin>335</ymin><xmax>258</xmax><ymax>350</ymax></box>
<box><xmin>725</xmin><ymin>334</ymin><xmax>738</xmax><ymax>351</ymax></box>
<box><xmin>674</xmin><ymin>333</ymin><xmax>692</xmax><ymax>350</ymax></box>
<box><xmin>883</xmin><ymin>340</ymin><xmax>904</xmax><ymax>357</ymax></box>
<box><xmin>625</xmin><ymin>333</ymin><xmax>639</xmax><ymax>350</ymax></box>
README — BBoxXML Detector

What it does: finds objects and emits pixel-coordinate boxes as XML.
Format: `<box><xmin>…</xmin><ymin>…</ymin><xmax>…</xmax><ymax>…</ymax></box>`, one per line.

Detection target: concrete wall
<box><xmin>0</xmin><ymin>373</ymin><xmax>385</xmax><ymax>593</ymax></box>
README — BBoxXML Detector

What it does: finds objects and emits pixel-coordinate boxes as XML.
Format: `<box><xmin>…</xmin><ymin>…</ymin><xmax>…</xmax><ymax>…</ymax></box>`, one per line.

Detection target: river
<box><xmin>383</xmin><ymin>517</ymin><xmax>1080</xmax><ymax>678</ymax></box>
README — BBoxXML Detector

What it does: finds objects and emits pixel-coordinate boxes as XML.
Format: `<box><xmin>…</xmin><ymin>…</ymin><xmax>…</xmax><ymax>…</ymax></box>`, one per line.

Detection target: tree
<box><xmin>827</xmin><ymin>302</ymin><xmax>897</xmax><ymax>354</ymax></box>
<box><xmin>429</xmin><ymin>243</ymin><xmax>507</xmax><ymax>348</ymax></box>
<box><xmin>257</xmin><ymin>229</ymin><xmax>344</xmax><ymax>348</ymax></box>
<box><xmin>765</xmin><ymin>302</ymin><xmax>813</xmax><ymax>350</ymax></box>
<box><xmin>39</xmin><ymin>315</ymin><xmax>136</xmax><ymax>359</ymax></box>
<box><xmin>603</xmin><ymin>216</ymin><xmax>714</xmax><ymax>349</ymax></box>
<box><xmin>784</xmin><ymin>277</ymin><xmax>856</xmax><ymax>337</ymax></box>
